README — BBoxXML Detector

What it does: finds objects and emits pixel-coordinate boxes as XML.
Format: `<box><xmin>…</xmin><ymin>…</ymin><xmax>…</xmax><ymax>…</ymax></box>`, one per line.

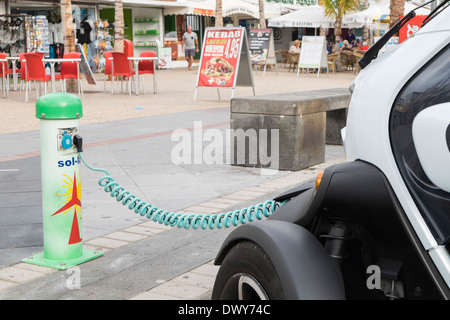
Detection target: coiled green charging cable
<box><xmin>79</xmin><ymin>153</ymin><xmax>285</xmax><ymax>230</ymax></box>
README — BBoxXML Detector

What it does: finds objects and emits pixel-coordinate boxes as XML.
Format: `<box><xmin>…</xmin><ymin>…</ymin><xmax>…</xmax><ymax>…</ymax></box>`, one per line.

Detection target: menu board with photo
<box><xmin>195</xmin><ymin>27</ymin><xmax>254</xmax><ymax>100</ymax></box>
<box><xmin>249</xmin><ymin>28</ymin><xmax>271</xmax><ymax>65</ymax></box>
<box><xmin>197</xmin><ymin>28</ymin><xmax>243</xmax><ymax>87</ymax></box>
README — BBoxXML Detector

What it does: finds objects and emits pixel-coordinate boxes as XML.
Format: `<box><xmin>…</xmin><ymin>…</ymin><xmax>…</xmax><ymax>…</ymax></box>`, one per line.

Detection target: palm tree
<box><xmin>114</xmin><ymin>0</ymin><xmax>124</xmax><ymax>52</ymax></box>
<box><xmin>320</xmin><ymin>0</ymin><xmax>359</xmax><ymax>45</ymax></box>
<box><xmin>259</xmin><ymin>0</ymin><xmax>266</xmax><ymax>28</ymax></box>
<box><xmin>60</xmin><ymin>0</ymin><xmax>76</xmax><ymax>53</ymax></box>
<box><xmin>215</xmin><ymin>0</ymin><xmax>223</xmax><ymax>27</ymax></box>
<box><xmin>389</xmin><ymin>0</ymin><xmax>406</xmax><ymax>29</ymax></box>
<box><xmin>361</xmin><ymin>0</ymin><xmax>370</xmax><ymax>43</ymax></box>
<box><xmin>60</xmin><ymin>0</ymin><xmax>77</xmax><ymax>92</ymax></box>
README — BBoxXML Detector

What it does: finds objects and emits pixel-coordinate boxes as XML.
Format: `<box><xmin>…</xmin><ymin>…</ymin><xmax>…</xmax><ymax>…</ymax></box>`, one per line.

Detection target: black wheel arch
<box><xmin>214</xmin><ymin>220</ymin><xmax>346</xmax><ymax>300</ymax></box>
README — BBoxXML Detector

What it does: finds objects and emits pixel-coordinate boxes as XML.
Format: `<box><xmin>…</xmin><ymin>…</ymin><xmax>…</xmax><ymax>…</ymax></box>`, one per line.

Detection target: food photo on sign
<box><xmin>202</xmin><ymin>57</ymin><xmax>234</xmax><ymax>85</ymax></box>
<box><xmin>198</xmin><ymin>28</ymin><xmax>243</xmax><ymax>87</ymax></box>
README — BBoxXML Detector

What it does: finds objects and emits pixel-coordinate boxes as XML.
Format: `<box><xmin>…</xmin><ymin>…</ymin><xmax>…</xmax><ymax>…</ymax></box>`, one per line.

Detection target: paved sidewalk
<box><xmin>0</xmin><ymin>66</ymin><xmax>353</xmax><ymax>300</ymax></box>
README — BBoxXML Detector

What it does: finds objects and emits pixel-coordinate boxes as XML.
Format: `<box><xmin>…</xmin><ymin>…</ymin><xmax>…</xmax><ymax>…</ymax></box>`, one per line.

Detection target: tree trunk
<box><xmin>362</xmin><ymin>0</ymin><xmax>369</xmax><ymax>43</ymax></box>
<box><xmin>334</xmin><ymin>17</ymin><xmax>342</xmax><ymax>46</ymax></box>
<box><xmin>215</xmin><ymin>0</ymin><xmax>223</xmax><ymax>27</ymax></box>
<box><xmin>114</xmin><ymin>0</ymin><xmax>124</xmax><ymax>52</ymax></box>
<box><xmin>389</xmin><ymin>0</ymin><xmax>406</xmax><ymax>29</ymax></box>
<box><xmin>259</xmin><ymin>0</ymin><xmax>266</xmax><ymax>28</ymax></box>
<box><xmin>60</xmin><ymin>0</ymin><xmax>77</xmax><ymax>93</ymax></box>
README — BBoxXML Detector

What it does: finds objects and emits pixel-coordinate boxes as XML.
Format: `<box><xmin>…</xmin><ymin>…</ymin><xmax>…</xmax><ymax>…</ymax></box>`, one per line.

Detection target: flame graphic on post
<box><xmin>52</xmin><ymin>172</ymin><xmax>82</xmax><ymax>244</ymax></box>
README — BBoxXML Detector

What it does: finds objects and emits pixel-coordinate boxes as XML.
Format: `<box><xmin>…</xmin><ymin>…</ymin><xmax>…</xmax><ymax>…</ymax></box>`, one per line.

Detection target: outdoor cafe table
<box><xmin>43</xmin><ymin>58</ymin><xmax>81</xmax><ymax>94</ymax></box>
<box><xmin>6</xmin><ymin>56</ymin><xmax>19</xmax><ymax>91</ymax></box>
<box><xmin>0</xmin><ymin>58</ymin><xmax>7</xmax><ymax>98</ymax></box>
<box><xmin>128</xmin><ymin>56</ymin><xmax>158</xmax><ymax>96</ymax></box>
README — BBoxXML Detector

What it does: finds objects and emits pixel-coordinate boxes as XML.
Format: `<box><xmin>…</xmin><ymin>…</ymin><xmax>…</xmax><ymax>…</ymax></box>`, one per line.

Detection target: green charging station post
<box><xmin>23</xmin><ymin>92</ymin><xmax>103</xmax><ymax>270</ymax></box>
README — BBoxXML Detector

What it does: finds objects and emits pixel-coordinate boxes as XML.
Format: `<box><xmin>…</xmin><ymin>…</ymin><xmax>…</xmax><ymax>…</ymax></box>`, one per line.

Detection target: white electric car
<box><xmin>212</xmin><ymin>1</ymin><xmax>450</xmax><ymax>300</ymax></box>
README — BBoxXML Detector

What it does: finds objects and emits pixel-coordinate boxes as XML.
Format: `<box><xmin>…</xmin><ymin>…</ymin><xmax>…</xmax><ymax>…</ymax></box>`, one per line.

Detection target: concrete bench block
<box><xmin>230</xmin><ymin>112</ymin><xmax>325</xmax><ymax>171</ymax></box>
<box><xmin>230</xmin><ymin>88</ymin><xmax>350</xmax><ymax>171</ymax></box>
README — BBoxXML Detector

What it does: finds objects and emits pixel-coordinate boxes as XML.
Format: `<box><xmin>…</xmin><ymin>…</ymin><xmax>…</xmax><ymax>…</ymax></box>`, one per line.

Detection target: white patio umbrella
<box><xmin>268</xmin><ymin>5</ymin><xmax>334</xmax><ymax>28</ymax></box>
<box><xmin>344</xmin><ymin>0</ymin><xmax>430</xmax><ymax>25</ymax></box>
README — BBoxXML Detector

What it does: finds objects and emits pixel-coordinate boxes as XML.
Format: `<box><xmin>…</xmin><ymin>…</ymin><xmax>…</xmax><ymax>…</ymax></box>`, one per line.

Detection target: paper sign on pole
<box><xmin>158</xmin><ymin>47</ymin><xmax>172</xmax><ymax>69</ymax></box>
<box><xmin>297</xmin><ymin>36</ymin><xmax>328</xmax><ymax>78</ymax></box>
<box><xmin>194</xmin><ymin>27</ymin><xmax>255</xmax><ymax>101</ymax></box>
<box><xmin>249</xmin><ymin>28</ymin><xmax>278</xmax><ymax>76</ymax></box>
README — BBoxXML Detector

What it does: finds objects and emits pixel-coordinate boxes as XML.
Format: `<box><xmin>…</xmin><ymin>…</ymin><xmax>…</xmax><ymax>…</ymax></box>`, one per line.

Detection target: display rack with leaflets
<box><xmin>25</xmin><ymin>15</ymin><xmax>50</xmax><ymax>57</ymax></box>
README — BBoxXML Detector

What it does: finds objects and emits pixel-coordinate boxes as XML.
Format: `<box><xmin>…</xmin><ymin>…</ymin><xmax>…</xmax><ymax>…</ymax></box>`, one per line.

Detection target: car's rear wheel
<box><xmin>212</xmin><ymin>241</ymin><xmax>286</xmax><ymax>300</ymax></box>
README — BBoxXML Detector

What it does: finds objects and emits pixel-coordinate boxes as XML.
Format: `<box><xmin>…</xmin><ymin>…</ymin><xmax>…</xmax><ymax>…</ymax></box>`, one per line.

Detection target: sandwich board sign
<box><xmin>297</xmin><ymin>36</ymin><xmax>328</xmax><ymax>78</ymax></box>
<box><xmin>248</xmin><ymin>28</ymin><xmax>277</xmax><ymax>75</ymax></box>
<box><xmin>194</xmin><ymin>27</ymin><xmax>255</xmax><ymax>101</ymax></box>
<box><xmin>76</xmin><ymin>44</ymin><xmax>97</xmax><ymax>85</ymax></box>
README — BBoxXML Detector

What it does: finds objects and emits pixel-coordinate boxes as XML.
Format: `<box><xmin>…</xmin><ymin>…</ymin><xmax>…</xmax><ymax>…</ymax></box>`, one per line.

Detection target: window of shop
<box><xmin>10</xmin><ymin>3</ymin><xmax>97</xmax><ymax>70</ymax></box>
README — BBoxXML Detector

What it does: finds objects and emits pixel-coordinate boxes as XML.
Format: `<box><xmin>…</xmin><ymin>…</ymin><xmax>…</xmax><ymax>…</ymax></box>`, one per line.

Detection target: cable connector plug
<box><xmin>73</xmin><ymin>135</ymin><xmax>83</xmax><ymax>153</ymax></box>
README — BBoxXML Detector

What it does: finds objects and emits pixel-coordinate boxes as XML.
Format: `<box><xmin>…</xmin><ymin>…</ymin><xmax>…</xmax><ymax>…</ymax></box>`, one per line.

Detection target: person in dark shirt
<box><xmin>346</xmin><ymin>29</ymin><xmax>356</xmax><ymax>47</ymax></box>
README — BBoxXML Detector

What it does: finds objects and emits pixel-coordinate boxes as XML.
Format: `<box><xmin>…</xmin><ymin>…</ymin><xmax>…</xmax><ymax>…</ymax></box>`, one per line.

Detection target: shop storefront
<box><xmin>162</xmin><ymin>0</ymin><xmax>286</xmax><ymax>63</ymax></box>
<box><xmin>164</xmin><ymin>4</ymin><xmax>215</xmax><ymax>62</ymax></box>
<box><xmin>1</xmin><ymin>0</ymin><xmax>188</xmax><ymax>72</ymax></box>
<box><xmin>5</xmin><ymin>2</ymin><xmax>97</xmax><ymax>63</ymax></box>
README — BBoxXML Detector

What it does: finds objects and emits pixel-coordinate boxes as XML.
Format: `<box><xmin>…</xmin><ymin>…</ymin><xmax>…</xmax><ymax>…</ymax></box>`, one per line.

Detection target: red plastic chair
<box><xmin>24</xmin><ymin>52</ymin><xmax>51</xmax><ymax>102</ymax></box>
<box><xmin>123</xmin><ymin>40</ymin><xmax>134</xmax><ymax>73</ymax></box>
<box><xmin>0</xmin><ymin>53</ymin><xmax>13</xmax><ymax>98</ymax></box>
<box><xmin>55</xmin><ymin>52</ymin><xmax>83</xmax><ymax>99</ymax></box>
<box><xmin>103</xmin><ymin>51</ymin><xmax>113</xmax><ymax>93</ymax></box>
<box><xmin>124</xmin><ymin>40</ymin><xmax>134</xmax><ymax>58</ymax></box>
<box><xmin>138</xmin><ymin>51</ymin><xmax>157</xmax><ymax>94</ymax></box>
<box><xmin>18</xmin><ymin>52</ymin><xmax>46</xmax><ymax>101</ymax></box>
<box><xmin>110</xmin><ymin>51</ymin><xmax>135</xmax><ymax>95</ymax></box>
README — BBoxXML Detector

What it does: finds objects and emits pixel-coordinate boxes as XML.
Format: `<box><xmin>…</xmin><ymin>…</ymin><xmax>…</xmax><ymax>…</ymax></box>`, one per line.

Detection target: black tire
<box><xmin>212</xmin><ymin>240</ymin><xmax>286</xmax><ymax>300</ymax></box>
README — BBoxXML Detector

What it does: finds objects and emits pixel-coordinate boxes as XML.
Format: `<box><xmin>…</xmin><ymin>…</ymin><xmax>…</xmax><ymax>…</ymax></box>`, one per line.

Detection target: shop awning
<box><xmin>85</xmin><ymin>0</ymin><xmax>190</xmax><ymax>8</ymax></box>
<box><xmin>223</xmin><ymin>0</ymin><xmax>283</xmax><ymax>19</ymax></box>
<box><xmin>164</xmin><ymin>0</ymin><xmax>283</xmax><ymax>19</ymax></box>
<box><xmin>164</xmin><ymin>1</ymin><xmax>215</xmax><ymax>16</ymax></box>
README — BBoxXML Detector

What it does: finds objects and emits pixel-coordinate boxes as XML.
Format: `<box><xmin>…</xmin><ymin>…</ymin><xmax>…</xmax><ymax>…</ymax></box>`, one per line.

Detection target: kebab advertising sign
<box><xmin>195</xmin><ymin>27</ymin><xmax>254</xmax><ymax>101</ymax></box>
<box><xmin>197</xmin><ymin>28</ymin><xmax>244</xmax><ymax>87</ymax></box>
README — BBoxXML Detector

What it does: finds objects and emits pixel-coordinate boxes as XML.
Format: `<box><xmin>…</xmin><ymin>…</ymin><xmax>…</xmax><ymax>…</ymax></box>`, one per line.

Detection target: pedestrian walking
<box><xmin>182</xmin><ymin>26</ymin><xmax>199</xmax><ymax>70</ymax></box>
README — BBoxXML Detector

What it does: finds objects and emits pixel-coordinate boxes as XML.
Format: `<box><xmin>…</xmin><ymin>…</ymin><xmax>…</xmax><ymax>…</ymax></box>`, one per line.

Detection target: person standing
<box><xmin>182</xmin><ymin>26</ymin><xmax>199</xmax><ymax>70</ymax></box>
<box><xmin>346</xmin><ymin>29</ymin><xmax>356</xmax><ymax>47</ymax></box>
